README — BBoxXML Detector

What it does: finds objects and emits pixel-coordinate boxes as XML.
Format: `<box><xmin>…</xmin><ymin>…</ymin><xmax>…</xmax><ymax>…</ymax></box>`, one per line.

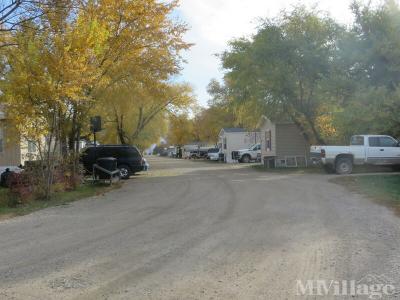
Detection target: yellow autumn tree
<box><xmin>193</xmin><ymin>106</ymin><xmax>235</xmax><ymax>144</ymax></box>
<box><xmin>0</xmin><ymin>0</ymin><xmax>191</xmax><ymax>198</ymax></box>
<box><xmin>95</xmin><ymin>81</ymin><xmax>194</xmax><ymax>145</ymax></box>
<box><xmin>167</xmin><ymin>113</ymin><xmax>196</xmax><ymax>146</ymax></box>
<box><xmin>2</xmin><ymin>0</ymin><xmax>190</xmax><ymax>154</ymax></box>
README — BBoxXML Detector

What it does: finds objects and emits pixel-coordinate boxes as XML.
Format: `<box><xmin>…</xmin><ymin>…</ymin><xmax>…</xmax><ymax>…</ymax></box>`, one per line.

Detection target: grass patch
<box><xmin>0</xmin><ymin>182</ymin><xmax>121</xmax><ymax>220</ymax></box>
<box><xmin>251</xmin><ymin>164</ymin><xmax>325</xmax><ymax>174</ymax></box>
<box><xmin>333</xmin><ymin>175</ymin><xmax>400</xmax><ymax>216</ymax></box>
<box><xmin>333</xmin><ymin>175</ymin><xmax>400</xmax><ymax>204</ymax></box>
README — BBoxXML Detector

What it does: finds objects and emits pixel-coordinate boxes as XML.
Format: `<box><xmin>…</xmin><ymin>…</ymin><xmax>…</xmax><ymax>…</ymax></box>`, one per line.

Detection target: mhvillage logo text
<box><xmin>296</xmin><ymin>274</ymin><xmax>397</xmax><ymax>299</ymax></box>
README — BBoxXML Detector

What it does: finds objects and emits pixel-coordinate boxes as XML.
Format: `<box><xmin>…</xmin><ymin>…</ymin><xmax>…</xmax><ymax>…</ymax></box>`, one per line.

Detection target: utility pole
<box><xmin>90</xmin><ymin>116</ymin><xmax>102</xmax><ymax>161</ymax></box>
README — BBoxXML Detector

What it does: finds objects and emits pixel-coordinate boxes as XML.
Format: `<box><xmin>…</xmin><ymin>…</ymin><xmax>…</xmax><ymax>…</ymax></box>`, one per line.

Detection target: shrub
<box><xmin>6</xmin><ymin>154</ymin><xmax>84</xmax><ymax>206</ymax></box>
<box><xmin>7</xmin><ymin>172</ymin><xmax>35</xmax><ymax>206</ymax></box>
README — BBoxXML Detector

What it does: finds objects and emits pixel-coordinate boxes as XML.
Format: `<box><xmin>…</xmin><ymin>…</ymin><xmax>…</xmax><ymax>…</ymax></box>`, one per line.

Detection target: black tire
<box><xmin>118</xmin><ymin>165</ymin><xmax>131</xmax><ymax>179</ymax></box>
<box><xmin>241</xmin><ymin>154</ymin><xmax>251</xmax><ymax>163</ymax></box>
<box><xmin>335</xmin><ymin>157</ymin><xmax>353</xmax><ymax>175</ymax></box>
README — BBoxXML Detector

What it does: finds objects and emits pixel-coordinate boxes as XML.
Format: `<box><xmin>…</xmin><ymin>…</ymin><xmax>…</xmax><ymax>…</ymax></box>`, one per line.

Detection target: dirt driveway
<box><xmin>0</xmin><ymin>157</ymin><xmax>399</xmax><ymax>299</ymax></box>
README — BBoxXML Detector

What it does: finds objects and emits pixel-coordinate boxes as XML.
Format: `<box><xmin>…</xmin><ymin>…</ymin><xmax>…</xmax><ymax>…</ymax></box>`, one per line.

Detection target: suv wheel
<box><xmin>335</xmin><ymin>157</ymin><xmax>353</xmax><ymax>175</ymax></box>
<box><xmin>118</xmin><ymin>165</ymin><xmax>131</xmax><ymax>179</ymax></box>
<box><xmin>241</xmin><ymin>155</ymin><xmax>251</xmax><ymax>163</ymax></box>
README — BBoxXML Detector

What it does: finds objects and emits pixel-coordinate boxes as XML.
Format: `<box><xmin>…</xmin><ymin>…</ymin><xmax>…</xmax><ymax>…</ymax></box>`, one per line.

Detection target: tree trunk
<box><xmin>68</xmin><ymin>107</ymin><xmax>77</xmax><ymax>153</ymax></box>
<box><xmin>305</xmin><ymin>115</ymin><xmax>325</xmax><ymax>145</ymax></box>
<box><xmin>291</xmin><ymin>116</ymin><xmax>313</xmax><ymax>144</ymax></box>
<box><xmin>116</xmin><ymin>114</ymin><xmax>128</xmax><ymax>144</ymax></box>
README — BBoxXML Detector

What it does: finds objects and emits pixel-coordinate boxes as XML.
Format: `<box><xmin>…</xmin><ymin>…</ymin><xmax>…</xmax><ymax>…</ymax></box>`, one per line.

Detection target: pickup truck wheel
<box><xmin>241</xmin><ymin>155</ymin><xmax>251</xmax><ymax>163</ymax></box>
<box><xmin>335</xmin><ymin>158</ymin><xmax>353</xmax><ymax>175</ymax></box>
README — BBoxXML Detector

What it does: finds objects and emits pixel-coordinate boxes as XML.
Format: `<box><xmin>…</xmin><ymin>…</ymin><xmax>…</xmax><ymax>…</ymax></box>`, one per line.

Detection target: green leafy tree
<box><xmin>333</xmin><ymin>0</ymin><xmax>400</xmax><ymax>139</ymax></box>
<box><xmin>219</xmin><ymin>7</ymin><xmax>343</xmax><ymax>144</ymax></box>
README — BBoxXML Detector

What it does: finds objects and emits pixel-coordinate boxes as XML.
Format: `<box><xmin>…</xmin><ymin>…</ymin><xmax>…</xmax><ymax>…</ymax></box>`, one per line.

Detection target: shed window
<box><xmin>265</xmin><ymin>130</ymin><xmax>272</xmax><ymax>151</ymax></box>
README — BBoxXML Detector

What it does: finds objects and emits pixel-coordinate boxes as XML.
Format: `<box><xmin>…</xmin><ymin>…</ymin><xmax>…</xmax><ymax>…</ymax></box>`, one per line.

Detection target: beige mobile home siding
<box><xmin>275</xmin><ymin>124</ymin><xmax>309</xmax><ymax>159</ymax></box>
<box><xmin>0</xmin><ymin>122</ymin><xmax>21</xmax><ymax>166</ymax></box>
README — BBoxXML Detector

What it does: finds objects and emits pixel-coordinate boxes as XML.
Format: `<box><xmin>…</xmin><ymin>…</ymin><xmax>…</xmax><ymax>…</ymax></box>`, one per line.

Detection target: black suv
<box><xmin>81</xmin><ymin>145</ymin><xmax>144</xmax><ymax>179</ymax></box>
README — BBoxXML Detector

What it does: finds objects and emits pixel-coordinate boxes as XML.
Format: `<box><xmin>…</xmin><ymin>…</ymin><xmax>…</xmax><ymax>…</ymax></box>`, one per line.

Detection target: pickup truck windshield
<box><xmin>250</xmin><ymin>144</ymin><xmax>260</xmax><ymax>151</ymax></box>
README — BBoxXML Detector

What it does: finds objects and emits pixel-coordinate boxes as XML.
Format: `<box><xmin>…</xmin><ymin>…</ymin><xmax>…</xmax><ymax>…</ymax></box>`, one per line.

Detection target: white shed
<box><xmin>218</xmin><ymin>128</ymin><xmax>261</xmax><ymax>163</ymax></box>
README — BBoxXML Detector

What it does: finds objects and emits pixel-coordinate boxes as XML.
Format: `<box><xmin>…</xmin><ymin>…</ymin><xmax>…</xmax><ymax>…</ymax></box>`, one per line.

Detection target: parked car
<box><xmin>313</xmin><ymin>135</ymin><xmax>400</xmax><ymax>174</ymax></box>
<box><xmin>207</xmin><ymin>148</ymin><xmax>220</xmax><ymax>161</ymax></box>
<box><xmin>189</xmin><ymin>149</ymin><xmax>209</xmax><ymax>159</ymax></box>
<box><xmin>166</xmin><ymin>146</ymin><xmax>177</xmax><ymax>158</ymax></box>
<box><xmin>0</xmin><ymin>166</ymin><xmax>23</xmax><ymax>175</ymax></box>
<box><xmin>232</xmin><ymin>143</ymin><xmax>261</xmax><ymax>163</ymax></box>
<box><xmin>182</xmin><ymin>146</ymin><xmax>195</xmax><ymax>159</ymax></box>
<box><xmin>142</xmin><ymin>158</ymin><xmax>150</xmax><ymax>171</ymax></box>
<box><xmin>81</xmin><ymin>145</ymin><xmax>144</xmax><ymax>179</ymax></box>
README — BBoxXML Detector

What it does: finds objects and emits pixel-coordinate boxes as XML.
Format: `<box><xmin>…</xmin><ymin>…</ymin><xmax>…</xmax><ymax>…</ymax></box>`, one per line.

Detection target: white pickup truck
<box><xmin>311</xmin><ymin>135</ymin><xmax>400</xmax><ymax>174</ymax></box>
<box><xmin>233</xmin><ymin>143</ymin><xmax>261</xmax><ymax>163</ymax></box>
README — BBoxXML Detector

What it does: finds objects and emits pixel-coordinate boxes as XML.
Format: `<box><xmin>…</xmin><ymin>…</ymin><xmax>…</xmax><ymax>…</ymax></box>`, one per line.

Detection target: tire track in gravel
<box><xmin>73</xmin><ymin>174</ymin><xmax>241</xmax><ymax>299</ymax></box>
<box><xmin>0</xmin><ymin>178</ymin><xmax>195</xmax><ymax>285</ymax></box>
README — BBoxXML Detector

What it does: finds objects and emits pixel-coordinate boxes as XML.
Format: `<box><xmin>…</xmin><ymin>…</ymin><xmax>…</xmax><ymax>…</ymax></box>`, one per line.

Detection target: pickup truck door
<box><xmin>367</xmin><ymin>136</ymin><xmax>400</xmax><ymax>165</ymax></box>
<box><xmin>249</xmin><ymin>144</ymin><xmax>260</xmax><ymax>159</ymax></box>
<box><xmin>349</xmin><ymin>136</ymin><xmax>367</xmax><ymax>164</ymax></box>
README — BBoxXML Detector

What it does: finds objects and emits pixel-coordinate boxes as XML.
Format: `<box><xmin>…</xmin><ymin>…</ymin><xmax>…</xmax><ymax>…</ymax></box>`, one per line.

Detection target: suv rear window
<box><xmin>122</xmin><ymin>147</ymin><xmax>141</xmax><ymax>157</ymax></box>
<box><xmin>85</xmin><ymin>146</ymin><xmax>141</xmax><ymax>158</ymax></box>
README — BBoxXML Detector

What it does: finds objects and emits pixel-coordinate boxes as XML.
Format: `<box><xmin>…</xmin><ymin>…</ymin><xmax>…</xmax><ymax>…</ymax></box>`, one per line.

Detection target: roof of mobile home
<box><xmin>221</xmin><ymin>128</ymin><xmax>246</xmax><ymax>133</ymax></box>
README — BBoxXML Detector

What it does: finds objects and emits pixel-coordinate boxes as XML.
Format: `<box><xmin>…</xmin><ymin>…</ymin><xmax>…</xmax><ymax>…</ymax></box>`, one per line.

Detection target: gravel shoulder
<box><xmin>1</xmin><ymin>157</ymin><xmax>399</xmax><ymax>299</ymax></box>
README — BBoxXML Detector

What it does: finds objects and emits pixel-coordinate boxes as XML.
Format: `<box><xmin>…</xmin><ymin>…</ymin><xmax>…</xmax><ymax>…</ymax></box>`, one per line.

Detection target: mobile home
<box><xmin>218</xmin><ymin>128</ymin><xmax>261</xmax><ymax>163</ymax></box>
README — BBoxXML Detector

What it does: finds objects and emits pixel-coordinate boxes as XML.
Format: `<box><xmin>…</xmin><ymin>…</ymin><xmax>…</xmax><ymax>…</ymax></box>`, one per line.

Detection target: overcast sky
<box><xmin>175</xmin><ymin>0</ymin><xmax>358</xmax><ymax>107</ymax></box>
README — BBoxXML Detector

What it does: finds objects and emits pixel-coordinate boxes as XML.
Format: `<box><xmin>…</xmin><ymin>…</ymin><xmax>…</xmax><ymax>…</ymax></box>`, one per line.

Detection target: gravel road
<box><xmin>0</xmin><ymin>157</ymin><xmax>399</xmax><ymax>299</ymax></box>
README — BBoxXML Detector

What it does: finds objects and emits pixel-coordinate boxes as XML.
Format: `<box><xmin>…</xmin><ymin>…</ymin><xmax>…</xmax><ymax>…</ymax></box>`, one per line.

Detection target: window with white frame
<box><xmin>28</xmin><ymin>140</ymin><xmax>37</xmax><ymax>153</ymax></box>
